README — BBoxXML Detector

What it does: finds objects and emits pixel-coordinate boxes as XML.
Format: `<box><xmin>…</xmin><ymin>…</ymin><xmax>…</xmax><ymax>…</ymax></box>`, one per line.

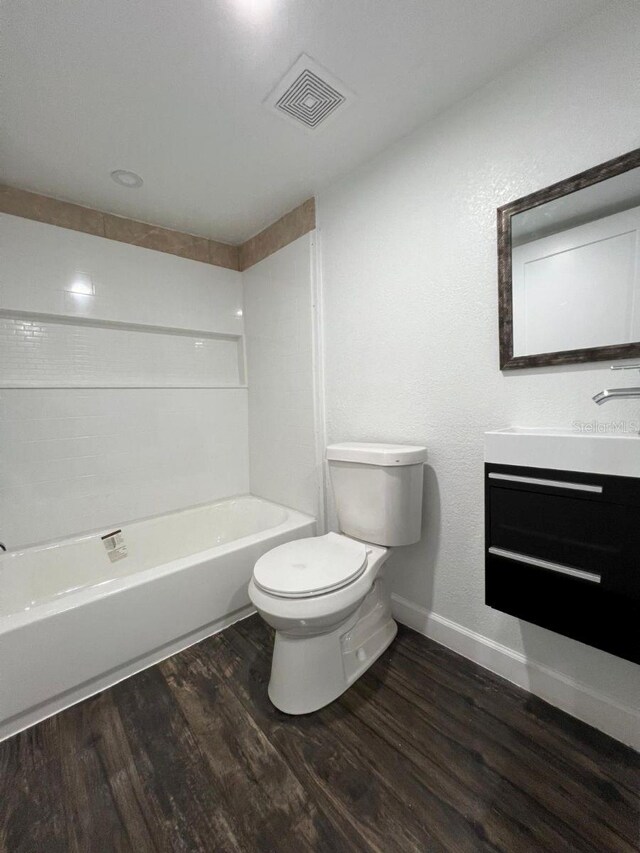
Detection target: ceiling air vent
<box><xmin>266</xmin><ymin>54</ymin><xmax>352</xmax><ymax>132</ymax></box>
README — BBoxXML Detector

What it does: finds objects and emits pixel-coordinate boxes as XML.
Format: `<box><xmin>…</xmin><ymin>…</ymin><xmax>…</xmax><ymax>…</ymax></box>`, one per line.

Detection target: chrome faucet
<box><xmin>593</xmin><ymin>364</ymin><xmax>640</xmax><ymax>405</ymax></box>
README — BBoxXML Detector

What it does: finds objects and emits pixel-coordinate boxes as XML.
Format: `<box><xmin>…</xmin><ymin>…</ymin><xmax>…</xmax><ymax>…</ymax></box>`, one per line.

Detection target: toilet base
<box><xmin>267</xmin><ymin>579</ymin><xmax>397</xmax><ymax>715</ymax></box>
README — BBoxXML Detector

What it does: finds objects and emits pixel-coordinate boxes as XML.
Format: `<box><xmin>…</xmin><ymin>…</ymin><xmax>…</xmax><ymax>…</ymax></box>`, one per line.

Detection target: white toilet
<box><xmin>248</xmin><ymin>442</ymin><xmax>427</xmax><ymax>714</ymax></box>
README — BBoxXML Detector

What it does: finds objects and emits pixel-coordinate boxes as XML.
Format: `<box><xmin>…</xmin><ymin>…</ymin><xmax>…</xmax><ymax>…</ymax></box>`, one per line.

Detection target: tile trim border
<box><xmin>0</xmin><ymin>184</ymin><xmax>316</xmax><ymax>273</ymax></box>
<box><xmin>239</xmin><ymin>198</ymin><xmax>316</xmax><ymax>271</ymax></box>
<box><xmin>0</xmin><ymin>184</ymin><xmax>240</xmax><ymax>271</ymax></box>
<box><xmin>391</xmin><ymin>593</ymin><xmax>640</xmax><ymax>750</ymax></box>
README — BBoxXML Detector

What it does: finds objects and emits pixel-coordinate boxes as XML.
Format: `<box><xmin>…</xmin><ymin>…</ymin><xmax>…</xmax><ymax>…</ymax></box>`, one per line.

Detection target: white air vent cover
<box><xmin>266</xmin><ymin>54</ymin><xmax>352</xmax><ymax>132</ymax></box>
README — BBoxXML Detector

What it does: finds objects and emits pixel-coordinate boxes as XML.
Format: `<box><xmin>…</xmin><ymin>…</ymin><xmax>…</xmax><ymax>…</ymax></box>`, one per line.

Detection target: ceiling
<box><xmin>1</xmin><ymin>0</ymin><xmax>606</xmax><ymax>244</ymax></box>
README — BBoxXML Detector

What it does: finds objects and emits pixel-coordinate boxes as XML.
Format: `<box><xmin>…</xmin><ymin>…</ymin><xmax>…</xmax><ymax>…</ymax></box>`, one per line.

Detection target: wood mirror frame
<box><xmin>497</xmin><ymin>147</ymin><xmax>640</xmax><ymax>370</ymax></box>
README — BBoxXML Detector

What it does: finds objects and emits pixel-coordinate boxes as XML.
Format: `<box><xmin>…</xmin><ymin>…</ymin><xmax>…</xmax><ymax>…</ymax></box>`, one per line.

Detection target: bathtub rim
<box><xmin>0</xmin><ymin>495</ymin><xmax>314</xmax><ymax>635</ymax></box>
<box><xmin>0</xmin><ymin>491</ymin><xmax>296</xmax><ymax>556</ymax></box>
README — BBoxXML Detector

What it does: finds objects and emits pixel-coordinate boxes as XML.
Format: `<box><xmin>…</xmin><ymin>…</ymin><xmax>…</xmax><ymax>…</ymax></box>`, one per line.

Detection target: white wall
<box><xmin>0</xmin><ymin>214</ymin><xmax>249</xmax><ymax>546</ymax></box>
<box><xmin>243</xmin><ymin>233</ymin><xmax>322</xmax><ymax>518</ymax></box>
<box><xmin>318</xmin><ymin>1</ymin><xmax>640</xmax><ymax>742</ymax></box>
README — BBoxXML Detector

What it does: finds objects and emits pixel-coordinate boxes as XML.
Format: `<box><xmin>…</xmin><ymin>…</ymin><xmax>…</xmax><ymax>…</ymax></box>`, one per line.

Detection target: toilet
<box><xmin>248</xmin><ymin>442</ymin><xmax>427</xmax><ymax>714</ymax></box>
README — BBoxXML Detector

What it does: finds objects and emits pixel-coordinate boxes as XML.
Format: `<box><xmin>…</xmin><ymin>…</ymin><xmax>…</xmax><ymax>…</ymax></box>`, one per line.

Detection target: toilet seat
<box><xmin>253</xmin><ymin>532</ymin><xmax>368</xmax><ymax>599</ymax></box>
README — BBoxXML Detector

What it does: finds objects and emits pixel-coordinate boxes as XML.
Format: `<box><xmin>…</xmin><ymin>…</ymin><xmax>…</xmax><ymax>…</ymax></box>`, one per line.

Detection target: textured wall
<box><xmin>318</xmin><ymin>1</ymin><xmax>640</xmax><ymax>710</ymax></box>
<box><xmin>243</xmin><ymin>233</ymin><xmax>321</xmax><ymax>517</ymax></box>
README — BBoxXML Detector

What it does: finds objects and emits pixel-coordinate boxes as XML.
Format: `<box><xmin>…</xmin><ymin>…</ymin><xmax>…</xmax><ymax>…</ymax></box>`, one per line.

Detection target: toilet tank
<box><xmin>326</xmin><ymin>443</ymin><xmax>427</xmax><ymax>547</ymax></box>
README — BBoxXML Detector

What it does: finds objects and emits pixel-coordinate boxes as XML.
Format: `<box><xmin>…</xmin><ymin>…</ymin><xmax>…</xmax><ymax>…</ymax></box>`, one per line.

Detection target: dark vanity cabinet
<box><xmin>485</xmin><ymin>464</ymin><xmax>640</xmax><ymax>664</ymax></box>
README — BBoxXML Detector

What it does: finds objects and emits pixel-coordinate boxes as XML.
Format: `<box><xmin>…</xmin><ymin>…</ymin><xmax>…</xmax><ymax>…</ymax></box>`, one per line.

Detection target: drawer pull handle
<box><xmin>488</xmin><ymin>473</ymin><xmax>603</xmax><ymax>494</ymax></box>
<box><xmin>488</xmin><ymin>547</ymin><xmax>602</xmax><ymax>583</ymax></box>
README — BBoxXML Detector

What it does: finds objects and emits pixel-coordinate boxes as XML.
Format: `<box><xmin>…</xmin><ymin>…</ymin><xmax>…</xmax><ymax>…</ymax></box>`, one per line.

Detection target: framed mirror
<box><xmin>498</xmin><ymin>148</ymin><xmax>640</xmax><ymax>369</ymax></box>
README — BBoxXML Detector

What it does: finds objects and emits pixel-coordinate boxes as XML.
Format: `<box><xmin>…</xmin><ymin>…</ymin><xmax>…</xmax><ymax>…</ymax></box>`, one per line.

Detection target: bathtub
<box><xmin>0</xmin><ymin>496</ymin><xmax>315</xmax><ymax>742</ymax></box>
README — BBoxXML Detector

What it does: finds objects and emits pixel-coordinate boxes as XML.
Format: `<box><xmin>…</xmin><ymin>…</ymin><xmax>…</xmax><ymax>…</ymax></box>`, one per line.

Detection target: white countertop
<box><xmin>485</xmin><ymin>427</ymin><xmax>640</xmax><ymax>478</ymax></box>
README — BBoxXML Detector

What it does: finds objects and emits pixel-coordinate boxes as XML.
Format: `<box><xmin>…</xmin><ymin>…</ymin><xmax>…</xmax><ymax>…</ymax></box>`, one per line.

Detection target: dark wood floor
<box><xmin>0</xmin><ymin>616</ymin><xmax>638</xmax><ymax>853</ymax></box>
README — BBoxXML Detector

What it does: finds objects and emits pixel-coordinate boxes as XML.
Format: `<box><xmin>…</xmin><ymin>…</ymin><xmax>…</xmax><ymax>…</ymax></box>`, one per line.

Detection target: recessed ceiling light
<box><xmin>232</xmin><ymin>0</ymin><xmax>275</xmax><ymax>21</ymax></box>
<box><xmin>110</xmin><ymin>169</ymin><xmax>144</xmax><ymax>188</ymax></box>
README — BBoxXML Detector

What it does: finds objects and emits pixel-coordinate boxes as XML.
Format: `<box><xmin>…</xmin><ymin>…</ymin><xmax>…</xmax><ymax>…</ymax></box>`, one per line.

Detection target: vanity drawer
<box><xmin>486</xmin><ymin>464</ymin><xmax>640</xmax><ymax>507</ymax></box>
<box><xmin>485</xmin><ymin>462</ymin><xmax>640</xmax><ymax>661</ymax></box>
<box><xmin>486</xmin><ymin>465</ymin><xmax>640</xmax><ymax>598</ymax></box>
<box><xmin>486</xmin><ymin>551</ymin><xmax>639</xmax><ymax>665</ymax></box>
<box><xmin>488</xmin><ymin>488</ymin><xmax>638</xmax><ymax>587</ymax></box>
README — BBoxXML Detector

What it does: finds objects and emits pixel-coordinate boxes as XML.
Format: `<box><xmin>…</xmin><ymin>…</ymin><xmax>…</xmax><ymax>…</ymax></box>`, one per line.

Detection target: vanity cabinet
<box><xmin>485</xmin><ymin>463</ymin><xmax>640</xmax><ymax>664</ymax></box>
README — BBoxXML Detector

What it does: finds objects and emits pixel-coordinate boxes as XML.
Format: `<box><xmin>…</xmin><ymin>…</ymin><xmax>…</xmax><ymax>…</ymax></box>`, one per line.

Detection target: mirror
<box><xmin>498</xmin><ymin>148</ymin><xmax>640</xmax><ymax>369</ymax></box>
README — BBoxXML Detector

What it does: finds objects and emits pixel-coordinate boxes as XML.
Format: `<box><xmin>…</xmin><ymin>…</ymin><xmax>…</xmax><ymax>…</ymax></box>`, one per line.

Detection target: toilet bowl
<box><xmin>248</xmin><ymin>442</ymin><xmax>427</xmax><ymax>714</ymax></box>
<box><xmin>249</xmin><ymin>533</ymin><xmax>393</xmax><ymax>714</ymax></box>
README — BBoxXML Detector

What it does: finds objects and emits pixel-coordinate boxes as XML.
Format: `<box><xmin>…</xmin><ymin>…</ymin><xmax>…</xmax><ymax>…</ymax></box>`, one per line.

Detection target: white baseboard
<box><xmin>391</xmin><ymin>594</ymin><xmax>639</xmax><ymax>751</ymax></box>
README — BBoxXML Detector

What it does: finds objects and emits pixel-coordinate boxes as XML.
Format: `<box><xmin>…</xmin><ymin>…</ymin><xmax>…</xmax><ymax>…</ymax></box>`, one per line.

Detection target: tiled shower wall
<box><xmin>243</xmin><ymin>233</ymin><xmax>322</xmax><ymax>519</ymax></box>
<box><xmin>0</xmin><ymin>317</ymin><xmax>241</xmax><ymax>388</ymax></box>
<box><xmin>0</xmin><ymin>213</ymin><xmax>249</xmax><ymax>547</ymax></box>
<box><xmin>1</xmin><ymin>389</ymin><xmax>248</xmax><ymax>545</ymax></box>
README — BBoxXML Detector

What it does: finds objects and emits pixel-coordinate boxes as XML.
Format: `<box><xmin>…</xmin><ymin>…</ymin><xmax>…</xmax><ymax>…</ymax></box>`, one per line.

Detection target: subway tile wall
<box><xmin>0</xmin><ymin>213</ymin><xmax>249</xmax><ymax>547</ymax></box>
<box><xmin>0</xmin><ymin>317</ymin><xmax>242</xmax><ymax>387</ymax></box>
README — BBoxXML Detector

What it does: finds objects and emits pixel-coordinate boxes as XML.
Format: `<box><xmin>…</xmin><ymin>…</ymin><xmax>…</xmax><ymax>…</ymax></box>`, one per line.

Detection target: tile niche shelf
<box><xmin>0</xmin><ymin>310</ymin><xmax>246</xmax><ymax>389</ymax></box>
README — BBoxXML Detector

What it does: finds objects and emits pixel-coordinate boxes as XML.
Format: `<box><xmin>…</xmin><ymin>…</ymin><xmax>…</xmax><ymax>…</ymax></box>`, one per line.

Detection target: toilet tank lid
<box><xmin>326</xmin><ymin>442</ymin><xmax>427</xmax><ymax>466</ymax></box>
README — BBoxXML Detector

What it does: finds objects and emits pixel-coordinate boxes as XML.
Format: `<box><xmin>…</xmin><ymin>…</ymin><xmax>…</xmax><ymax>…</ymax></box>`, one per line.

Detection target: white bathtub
<box><xmin>0</xmin><ymin>496</ymin><xmax>315</xmax><ymax>742</ymax></box>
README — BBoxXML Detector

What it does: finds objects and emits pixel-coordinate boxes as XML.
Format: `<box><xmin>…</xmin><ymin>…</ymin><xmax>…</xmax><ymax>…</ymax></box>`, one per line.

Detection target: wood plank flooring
<box><xmin>0</xmin><ymin>616</ymin><xmax>638</xmax><ymax>852</ymax></box>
